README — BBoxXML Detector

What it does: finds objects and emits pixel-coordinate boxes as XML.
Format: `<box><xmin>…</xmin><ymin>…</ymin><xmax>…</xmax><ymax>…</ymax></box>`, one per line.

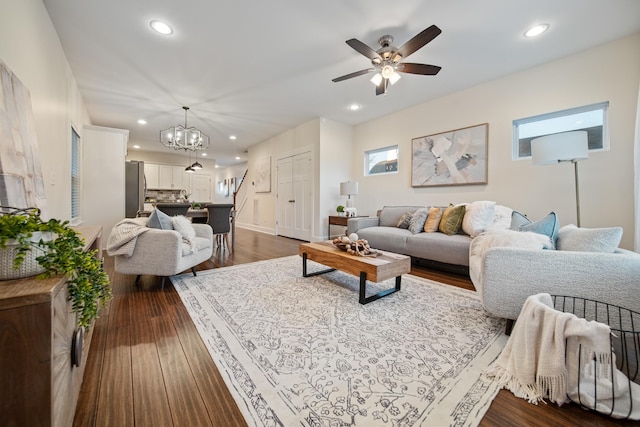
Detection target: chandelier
<box><xmin>160</xmin><ymin>106</ymin><xmax>210</xmax><ymax>151</ymax></box>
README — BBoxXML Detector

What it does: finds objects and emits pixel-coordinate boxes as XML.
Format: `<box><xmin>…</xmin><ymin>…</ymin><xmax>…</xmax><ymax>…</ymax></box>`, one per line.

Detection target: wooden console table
<box><xmin>0</xmin><ymin>226</ymin><xmax>102</xmax><ymax>426</ymax></box>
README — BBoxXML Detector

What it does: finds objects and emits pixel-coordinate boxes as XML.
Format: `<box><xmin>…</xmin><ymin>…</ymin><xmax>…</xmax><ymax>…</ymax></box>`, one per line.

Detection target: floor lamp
<box><xmin>531</xmin><ymin>131</ymin><xmax>589</xmax><ymax>226</ymax></box>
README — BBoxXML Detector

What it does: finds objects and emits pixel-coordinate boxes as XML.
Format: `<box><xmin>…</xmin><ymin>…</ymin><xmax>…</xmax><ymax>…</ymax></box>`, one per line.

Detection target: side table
<box><xmin>328</xmin><ymin>215</ymin><xmax>366</xmax><ymax>239</ymax></box>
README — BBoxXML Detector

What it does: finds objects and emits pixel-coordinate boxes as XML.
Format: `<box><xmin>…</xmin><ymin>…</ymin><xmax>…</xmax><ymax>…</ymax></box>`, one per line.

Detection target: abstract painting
<box><xmin>411</xmin><ymin>123</ymin><xmax>488</xmax><ymax>187</ymax></box>
<box><xmin>254</xmin><ymin>156</ymin><xmax>271</xmax><ymax>193</ymax></box>
<box><xmin>0</xmin><ymin>61</ymin><xmax>48</xmax><ymax>214</ymax></box>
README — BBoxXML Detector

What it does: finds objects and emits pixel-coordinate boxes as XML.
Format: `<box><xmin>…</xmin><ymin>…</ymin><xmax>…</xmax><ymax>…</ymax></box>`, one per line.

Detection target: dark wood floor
<box><xmin>74</xmin><ymin>228</ymin><xmax>636</xmax><ymax>426</ymax></box>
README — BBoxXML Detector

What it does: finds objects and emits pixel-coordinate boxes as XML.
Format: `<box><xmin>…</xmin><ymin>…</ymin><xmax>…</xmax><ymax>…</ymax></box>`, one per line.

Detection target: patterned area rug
<box><xmin>171</xmin><ymin>255</ymin><xmax>507</xmax><ymax>426</ymax></box>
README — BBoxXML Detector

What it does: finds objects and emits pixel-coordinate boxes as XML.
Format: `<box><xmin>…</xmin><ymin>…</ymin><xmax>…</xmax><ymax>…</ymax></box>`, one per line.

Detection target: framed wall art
<box><xmin>254</xmin><ymin>156</ymin><xmax>271</xmax><ymax>193</ymax></box>
<box><xmin>411</xmin><ymin>123</ymin><xmax>488</xmax><ymax>187</ymax></box>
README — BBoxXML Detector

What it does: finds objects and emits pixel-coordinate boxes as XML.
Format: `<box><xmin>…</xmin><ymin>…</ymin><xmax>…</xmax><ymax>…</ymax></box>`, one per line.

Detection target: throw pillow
<box><xmin>147</xmin><ymin>208</ymin><xmax>173</xmax><ymax>230</ymax></box>
<box><xmin>557</xmin><ymin>224</ymin><xmax>623</xmax><ymax>253</ymax></box>
<box><xmin>488</xmin><ymin>205</ymin><xmax>514</xmax><ymax>230</ymax></box>
<box><xmin>423</xmin><ymin>207</ymin><xmax>444</xmax><ymax>233</ymax></box>
<box><xmin>396</xmin><ymin>212</ymin><xmax>412</xmax><ymax>229</ymax></box>
<box><xmin>461</xmin><ymin>200</ymin><xmax>496</xmax><ymax>237</ymax></box>
<box><xmin>439</xmin><ymin>204</ymin><xmax>466</xmax><ymax>236</ymax></box>
<box><xmin>510</xmin><ymin>211</ymin><xmax>559</xmax><ymax>248</ymax></box>
<box><xmin>172</xmin><ymin>215</ymin><xmax>197</xmax><ymax>252</ymax></box>
<box><xmin>408</xmin><ymin>208</ymin><xmax>429</xmax><ymax>234</ymax></box>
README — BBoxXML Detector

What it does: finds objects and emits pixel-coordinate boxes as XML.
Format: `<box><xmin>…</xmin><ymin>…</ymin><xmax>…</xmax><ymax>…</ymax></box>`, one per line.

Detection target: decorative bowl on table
<box><xmin>332</xmin><ymin>234</ymin><xmax>378</xmax><ymax>257</ymax></box>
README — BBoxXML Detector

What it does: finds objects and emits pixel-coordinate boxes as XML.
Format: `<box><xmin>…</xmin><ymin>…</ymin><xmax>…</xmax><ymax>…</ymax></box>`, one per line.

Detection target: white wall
<box><xmin>351</xmin><ymin>33</ymin><xmax>640</xmax><ymax>250</ymax></box>
<box><xmin>0</xmin><ymin>0</ymin><xmax>90</xmax><ymax>220</ymax></box>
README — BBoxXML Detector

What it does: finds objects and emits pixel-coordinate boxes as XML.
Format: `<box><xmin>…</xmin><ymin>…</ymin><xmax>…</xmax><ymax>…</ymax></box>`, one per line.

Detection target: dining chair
<box><xmin>155</xmin><ymin>203</ymin><xmax>191</xmax><ymax>217</ymax></box>
<box><xmin>204</xmin><ymin>203</ymin><xmax>234</xmax><ymax>252</ymax></box>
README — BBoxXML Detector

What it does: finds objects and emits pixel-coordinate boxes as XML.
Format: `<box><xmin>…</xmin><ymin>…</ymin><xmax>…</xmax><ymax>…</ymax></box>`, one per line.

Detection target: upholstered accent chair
<box><xmin>155</xmin><ymin>203</ymin><xmax>191</xmax><ymax>217</ymax></box>
<box><xmin>110</xmin><ymin>217</ymin><xmax>214</xmax><ymax>289</ymax></box>
<box><xmin>204</xmin><ymin>203</ymin><xmax>234</xmax><ymax>252</ymax></box>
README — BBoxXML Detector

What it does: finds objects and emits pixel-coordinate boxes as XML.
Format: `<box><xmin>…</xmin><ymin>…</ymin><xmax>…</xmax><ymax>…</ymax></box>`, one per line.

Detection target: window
<box><xmin>512</xmin><ymin>102</ymin><xmax>609</xmax><ymax>160</ymax></box>
<box><xmin>365</xmin><ymin>145</ymin><xmax>398</xmax><ymax>176</ymax></box>
<box><xmin>71</xmin><ymin>127</ymin><xmax>81</xmax><ymax>222</ymax></box>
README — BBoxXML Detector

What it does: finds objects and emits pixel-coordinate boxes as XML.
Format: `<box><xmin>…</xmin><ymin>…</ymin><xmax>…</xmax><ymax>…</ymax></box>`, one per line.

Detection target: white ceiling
<box><xmin>42</xmin><ymin>0</ymin><xmax>640</xmax><ymax>167</ymax></box>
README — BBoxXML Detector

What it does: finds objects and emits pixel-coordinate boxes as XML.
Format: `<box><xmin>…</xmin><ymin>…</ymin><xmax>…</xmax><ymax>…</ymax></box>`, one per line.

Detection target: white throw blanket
<box><xmin>106</xmin><ymin>218</ymin><xmax>150</xmax><ymax>257</ymax></box>
<box><xmin>486</xmin><ymin>293</ymin><xmax>611</xmax><ymax>406</ymax></box>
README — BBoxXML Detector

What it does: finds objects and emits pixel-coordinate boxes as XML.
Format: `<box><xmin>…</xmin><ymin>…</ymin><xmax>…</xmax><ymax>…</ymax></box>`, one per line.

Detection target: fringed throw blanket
<box><xmin>486</xmin><ymin>293</ymin><xmax>611</xmax><ymax>406</ymax></box>
<box><xmin>106</xmin><ymin>217</ymin><xmax>149</xmax><ymax>257</ymax></box>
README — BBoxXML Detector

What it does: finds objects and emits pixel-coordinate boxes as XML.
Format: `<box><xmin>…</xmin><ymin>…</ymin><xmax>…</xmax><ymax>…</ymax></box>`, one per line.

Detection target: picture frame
<box><xmin>224</xmin><ymin>178</ymin><xmax>229</xmax><ymax>197</ymax></box>
<box><xmin>254</xmin><ymin>156</ymin><xmax>271</xmax><ymax>193</ymax></box>
<box><xmin>411</xmin><ymin>123</ymin><xmax>488</xmax><ymax>187</ymax></box>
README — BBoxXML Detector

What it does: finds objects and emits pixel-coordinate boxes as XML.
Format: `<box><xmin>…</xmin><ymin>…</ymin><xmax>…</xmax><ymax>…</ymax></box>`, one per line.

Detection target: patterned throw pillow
<box><xmin>147</xmin><ymin>208</ymin><xmax>173</xmax><ymax>230</ymax></box>
<box><xmin>408</xmin><ymin>208</ymin><xmax>429</xmax><ymax>234</ymax></box>
<box><xmin>396</xmin><ymin>212</ymin><xmax>412</xmax><ymax>229</ymax></box>
<box><xmin>423</xmin><ymin>207</ymin><xmax>444</xmax><ymax>233</ymax></box>
<box><xmin>438</xmin><ymin>204</ymin><xmax>466</xmax><ymax>235</ymax></box>
<box><xmin>510</xmin><ymin>211</ymin><xmax>559</xmax><ymax>248</ymax></box>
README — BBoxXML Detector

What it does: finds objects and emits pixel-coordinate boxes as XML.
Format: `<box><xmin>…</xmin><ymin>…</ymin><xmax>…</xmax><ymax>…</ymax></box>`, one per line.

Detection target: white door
<box><xmin>276</xmin><ymin>152</ymin><xmax>311</xmax><ymax>240</ymax></box>
<box><xmin>292</xmin><ymin>154</ymin><xmax>311</xmax><ymax>240</ymax></box>
<box><xmin>277</xmin><ymin>157</ymin><xmax>294</xmax><ymax>237</ymax></box>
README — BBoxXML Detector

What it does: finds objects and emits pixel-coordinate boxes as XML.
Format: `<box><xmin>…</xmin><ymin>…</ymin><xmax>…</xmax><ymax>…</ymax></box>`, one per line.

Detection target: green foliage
<box><xmin>0</xmin><ymin>208</ymin><xmax>111</xmax><ymax>328</ymax></box>
<box><xmin>336</xmin><ymin>205</ymin><xmax>345</xmax><ymax>213</ymax></box>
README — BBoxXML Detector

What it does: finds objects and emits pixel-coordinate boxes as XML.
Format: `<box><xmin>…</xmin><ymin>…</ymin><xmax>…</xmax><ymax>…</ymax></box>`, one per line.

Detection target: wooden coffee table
<box><xmin>299</xmin><ymin>241</ymin><xmax>411</xmax><ymax>304</ymax></box>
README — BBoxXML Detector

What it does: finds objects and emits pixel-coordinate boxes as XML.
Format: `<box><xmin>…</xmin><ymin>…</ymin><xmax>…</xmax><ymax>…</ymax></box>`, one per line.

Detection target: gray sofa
<box><xmin>347</xmin><ymin>206</ymin><xmax>473</xmax><ymax>273</ymax></box>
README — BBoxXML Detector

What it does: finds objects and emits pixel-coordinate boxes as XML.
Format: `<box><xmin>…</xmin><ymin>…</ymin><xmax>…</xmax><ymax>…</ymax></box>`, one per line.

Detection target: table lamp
<box><xmin>340</xmin><ymin>181</ymin><xmax>358</xmax><ymax>208</ymax></box>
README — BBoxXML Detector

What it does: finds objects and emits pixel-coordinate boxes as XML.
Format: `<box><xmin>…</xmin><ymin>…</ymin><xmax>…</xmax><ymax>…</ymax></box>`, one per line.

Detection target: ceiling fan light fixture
<box><xmin>370</xmin><ymin>73</ymin><xmax>383</xmax><ymax>86</ymax></box>
<box><xmin>389</xmin><ymin>71</ymin><xmax>401</xmax><ymax>85</ymax></box>
<box><xmin>381</xmin><ymin>65</ymin><xmax>394</xmax><ymax>79</ymax></box>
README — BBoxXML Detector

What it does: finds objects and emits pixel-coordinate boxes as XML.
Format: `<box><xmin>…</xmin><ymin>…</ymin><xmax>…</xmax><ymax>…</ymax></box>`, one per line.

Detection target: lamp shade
<box><xmin>531</xmin><ymin>131</ymin><xmax>589</xmax><ymax>165</ymax></box>
<box><xmin>340</xmin><ymin>181</ymin><xmax>358</xmax><ymax>196</ymax></box>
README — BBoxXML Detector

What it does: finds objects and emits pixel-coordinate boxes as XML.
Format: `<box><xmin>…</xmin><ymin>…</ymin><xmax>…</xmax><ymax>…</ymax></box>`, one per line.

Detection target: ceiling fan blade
<box><xmin>396</xmin><ymin>25</ymin><xmax>442</xmax><ymax>59</ymax></box>
<box><xmin>346</xmin><ymin>38</ymin><xmax>382</xmax><ymax>61</ymax></box>
<box><xmin>332</xmin><ymin>68</ymin><xmax>375</xmax><ymax>82</ymax></box>
<box><xmin>398</xmin><ymin>63</ymin><xmax>442</xmax><ymax>75</ymax></box>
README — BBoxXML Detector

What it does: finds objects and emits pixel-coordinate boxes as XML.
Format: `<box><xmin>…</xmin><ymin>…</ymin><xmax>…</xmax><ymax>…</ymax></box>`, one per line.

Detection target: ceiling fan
<box><xmin>332</xmin><ymin>25</ymin><xmax>442</xmax><ymax>95</ymax></box>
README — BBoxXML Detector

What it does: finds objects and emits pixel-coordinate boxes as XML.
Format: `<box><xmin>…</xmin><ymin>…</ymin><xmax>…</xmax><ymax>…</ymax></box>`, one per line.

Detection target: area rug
<box><xmin>171</xmin><ymin>255</ymin><xmax>508</xmax><ymax>426</ymax></box>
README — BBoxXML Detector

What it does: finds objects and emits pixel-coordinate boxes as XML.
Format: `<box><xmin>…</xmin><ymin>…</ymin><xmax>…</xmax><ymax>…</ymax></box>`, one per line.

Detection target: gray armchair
<box><xmin>109</xmin><ymin>217</ymin><xmax>213</xmax><ymax>288</ymax></box>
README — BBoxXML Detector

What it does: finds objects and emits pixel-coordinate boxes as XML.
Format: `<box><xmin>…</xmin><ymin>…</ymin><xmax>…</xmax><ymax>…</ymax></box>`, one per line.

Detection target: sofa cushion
<box><xmin>510</xmin><ymin>211</ymin><xmax>559</xmax><ymax>248</ymax></box>
<box><xmin>357</xmin><ymin>227</ymin><xmax>412</xmax><ymax>255</ymax></box>
<box><xmin>406</xmin><ymin>232</ymin><xmax>472</xmax><ymax>266</ymax></box>
<box><xmin>462</xmin><ymin>201</ymin><xmax>496</xmax><ymax>237</ymax></box>
<box><xmin>424</xmin><ymin>207</ymin><xmax>444</xmax><ymax>232</ymax></box>
<box><xmin>396</xmin><ymin>212</ymin><xmax>412</xmax><ymax>229</ymax></box>
<box><xmin>379</xmin><ymin>206</ymin><xmax>423</xmax><ymax>227</ymax></box>
<box><xmin>557</xmin><ymin>224</ymin><xmax>623</xmax><ymax>253</ymax></box>
<box><xmin>408</xmin><ymin>208</ymin><xmax>429</xmax><ymax>234</ymax></box>
<box><xmin>439</xmin><ymin>204</ymin><xmax>466</xmax><ymax>236</ymax></box>
<box><xmin>147</xmin><ymin>208</ymin><xmax>173</xmax><ymax>230</ymax></box>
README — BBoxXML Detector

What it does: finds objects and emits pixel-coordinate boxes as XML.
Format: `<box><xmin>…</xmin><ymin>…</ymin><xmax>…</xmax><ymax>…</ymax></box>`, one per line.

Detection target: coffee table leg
<box><xmin>302</xmin><ymin>252</ymin><xmax>336</xmax><ymax>277</ymax></box>
<box><xmin>359</xmin><ymin>273</ymin><xmax>402</xmax><ymax>305</ymax></box>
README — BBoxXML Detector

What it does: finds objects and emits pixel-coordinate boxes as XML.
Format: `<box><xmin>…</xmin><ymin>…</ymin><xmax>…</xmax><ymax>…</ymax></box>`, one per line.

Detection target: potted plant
<box><xmin>0</xmin><ymin>207</ymin><xmax>111</xmax><ymax>328</ymax></box>
<box><xmin>336</xmin><ymin>205</ymin><xmax>345</xmax><ymax>216</ymax></box>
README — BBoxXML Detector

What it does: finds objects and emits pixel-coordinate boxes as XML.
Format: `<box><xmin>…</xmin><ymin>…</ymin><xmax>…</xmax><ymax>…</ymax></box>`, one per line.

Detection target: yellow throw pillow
<box><xmin>438</xmin><ymin>204</ymin><xmax>467</xmax><ymax>235</ymax></box>
<box><xmin>424</xmin><ymin>207</ymin><xmax>444</xmax><ymax>233</ymax></box>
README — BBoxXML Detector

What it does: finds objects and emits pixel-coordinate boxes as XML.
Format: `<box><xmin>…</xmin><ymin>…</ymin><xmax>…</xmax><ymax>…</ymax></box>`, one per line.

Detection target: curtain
<box><xmin>635</xmin><ymin>80</ymin><xmax>640</xmax><ymax>251</ymax></box>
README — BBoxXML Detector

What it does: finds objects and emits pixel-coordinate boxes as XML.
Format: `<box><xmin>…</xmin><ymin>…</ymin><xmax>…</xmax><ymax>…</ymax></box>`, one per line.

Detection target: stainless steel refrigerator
<box><xmin>125</xmin><ymin>160</ymin><xmax>145</xmax><ymax>217</ymax></box>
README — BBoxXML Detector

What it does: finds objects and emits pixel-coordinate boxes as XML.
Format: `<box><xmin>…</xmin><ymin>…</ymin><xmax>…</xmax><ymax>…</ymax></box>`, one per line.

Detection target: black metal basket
<box><xmin>551</xmin><ymin>295</ymin><xmax>639</xmax><ymax>419</ymax></box>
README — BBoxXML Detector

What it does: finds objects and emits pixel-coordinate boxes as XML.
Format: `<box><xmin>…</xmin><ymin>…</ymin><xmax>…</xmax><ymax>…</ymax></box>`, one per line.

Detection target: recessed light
<box><xmin>524</xmin><ymin>24</ymin><xmax>549</xmax><ymax>38</ymax></box>
<box><xmin>132</xmin><ymin>145</ymin><xmax>140</xmax><ymax>149</ymax></box>
<box><xmin>201</xmin><ymin>153</ymin><xmax>207</xmax><ymax>156</ymax></box>
<box><xmin>229</xmin><ymin>135</ymin><xmax>237</xmax><ymax>140</ymax></box>
<box><xmin>215</xmin><ymin>165</ymin><xmax>219</xmax><ymax>168</ymax></box>
<box><xmin>235</xmin><ymin>156</ymin><xmax>241</xmax><ymax>160</ymax></box>
<box><xmin>150</xmin><ymin>20</ymin><xmax>173</xmax><ymax>35</ymax></box>
<box><xmin>349</xmin><ymin>103</ymin><xmax>361</xmax><ymax>111</ymax></box>
<box><xmin>137</xmin><ymin>119</ymin><xmax>147</xmax><ymax>125</ymax></box>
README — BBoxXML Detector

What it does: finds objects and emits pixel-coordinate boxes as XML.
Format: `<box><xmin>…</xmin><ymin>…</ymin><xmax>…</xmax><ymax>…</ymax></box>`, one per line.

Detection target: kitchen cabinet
<box><xmin>0</xmin><ymin>226</ymin><xmax>102</xmax><ymax>427</ymax></box>
<box><xmin>144</xmin><ymin>163</ymin><xmax>159</xmax><ymax>188</ymax></box>
<box><xmin>158</xmin><ymin>165</ymin><xmax>185</xmax><ymax>190</ymax></box>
